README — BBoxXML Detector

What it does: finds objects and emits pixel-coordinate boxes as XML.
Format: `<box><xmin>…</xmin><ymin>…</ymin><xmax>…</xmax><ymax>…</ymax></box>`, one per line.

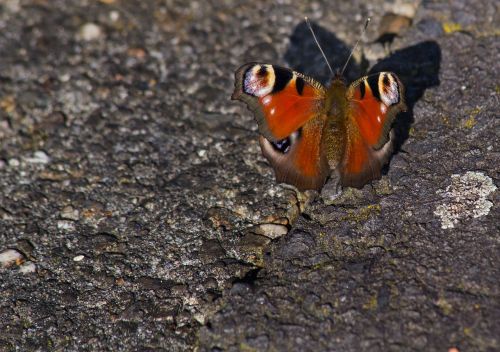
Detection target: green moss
<box><xmin>375</xmin><ymin>178</ymin><xmax>393</xmax><ymax>195</ymax></box>
<box><xmin>442</xmin><ymin>22</ymin><xmax>462</xmax><ymax>34</ymax></box>
<box><xmin>239</xmin><ymin>343</ymin><xmax>258</xmax><ymax>352</ymax></box>
<box><xmin>462</xmin><ymin>116</ymin><xmax>477</xmax><ymax>129</ymax></box>
<box><xmin>441</xmin><ymin>115</ymin><xmax>451</xmax><ymax>126</ymax></box>
<box><xmin>363</xmin><ymin>294</ymin><xmax>378</xmax><ymax>311</ymax></box>
<box><xmin>408</xmin><ymin>126</ymin><xmax>428</xmax><ymax>140</ymax></box>
<box><xmin>436</xmin><ymin>297</ymin><xmax>453</xmax><ymax>315</ymax></box>
<box><xmin>318</xmin><ymin>233</ymin><xmax>343</xmax><ymax>258</ymax></box>
<box><xmin>342</xmin><ymin>204</ymin><xmax>381</xmax><ymax>223</ymax></box>
<box><xmin>462</xmin><ymin>107</ymin><xmax>481</xmax><ymax>129</ymax></box>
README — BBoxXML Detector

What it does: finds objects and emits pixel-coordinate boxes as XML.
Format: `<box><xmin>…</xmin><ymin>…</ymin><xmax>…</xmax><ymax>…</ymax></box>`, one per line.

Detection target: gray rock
<box><xmin>0</xmin><ymin>1</ymin><xmax>498</xmax><ymax>351</ymax></box>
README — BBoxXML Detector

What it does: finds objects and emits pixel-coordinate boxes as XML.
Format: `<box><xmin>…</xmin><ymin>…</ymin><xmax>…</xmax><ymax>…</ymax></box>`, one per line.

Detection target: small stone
<box><xmin>4</xmin><ymin>0</ymin><xmax>20</xmax><ymax>13</ymax></box>
<box><xmin>393</xmin><ymin>3</ymin><xmax>418</xmax><ymax>18</ymax></box>
<box><xmin>60</xmin><ymin>206</ymin><xmax>80</xmax><ymax>221</ymax></box>
<box><xmin>59</xmin><ymin>73</ymin><xmax>71</xmax><ymax>82</ymax></box>
<box><xmin>57</xmin><ymin>220</ymin><xmax>76</xmax><ymax>231</ymax></box>
<box><xmin>109</xmin><ymin>10</ymin><xmax>120</xmax><ymax>22</ymax></box>
<box><xmin>8</xmin><ymin>158</ymin><xmax>19</xmax><ymax>167</ymax></box>
<box><xmin>78</xmin><ymin>23</ymin><xmax>103</xmax><ymax>41</ymax></box>
<box><xmin>127</xmin><ymin>47</ymin><xmax>146</xmax><ymax>59</ymax></box>
<box><xmin>19</xmin><ymin>262</ymin><xmax>36</xmax><ymax>274</ymax></box>
<box><xmin>0</xmin><ymin>95</ymin><xmax>16</xmax><ymax>113</ymax></box>
<box><xmin>24</xmin><ymin>151</ymin><xmax>50</xmax><ymax>164</ymax></box>
<box><xmin>253</xmin><ymin>223</ymin><xmax>288</xmax><ymax>239</ymax></box>
<box><xmin>0</xmin><ymin>249</ymin><xmax>24</xmax><ymax>267</ymax></box>
<box><xmin>144</xmin><ymin>202</ymin><xmax>155</xmax><ymax>211</ymax></box>
<box><xmin>73</xmin><ymin>255</ymin><xmax>85</xmax><ymax>262</ymax></box>
<box><xmin>417</xmin><ymin>18</ymin><xmax>444</xmax><ymax>37</ymax></box>
<box><xmin>378</xmin><ymin>13</ymin><xmax>412</xmax><ymax>37</ymax></box>
<box><xmin>193</xmin><ymin>313</ymin><xmax>206</xmax><ymax>325</ymax></box>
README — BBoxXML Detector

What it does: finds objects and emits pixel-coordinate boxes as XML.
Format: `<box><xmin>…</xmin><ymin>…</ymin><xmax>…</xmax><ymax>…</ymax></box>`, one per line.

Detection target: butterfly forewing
<box><xmin>232</xmin><ymin>63</ymin><xmax>325</xmax><ymax>141</ymax></box>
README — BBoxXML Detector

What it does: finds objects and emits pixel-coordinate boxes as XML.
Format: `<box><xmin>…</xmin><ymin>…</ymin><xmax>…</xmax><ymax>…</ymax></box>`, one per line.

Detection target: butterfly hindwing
<box><xmin>259</xmin><ymin>115</ymin><xmax>330</xmax><ymax>191</ymax></box>
<box><xmin>232</xmin><ymin>63</ymin><xmax>325</xmax><ymax>141</ymax></box>
<box><xmin>341</xmin><ymin>72</ymin><xmax>406</xmax><ymax>187</ymax></box>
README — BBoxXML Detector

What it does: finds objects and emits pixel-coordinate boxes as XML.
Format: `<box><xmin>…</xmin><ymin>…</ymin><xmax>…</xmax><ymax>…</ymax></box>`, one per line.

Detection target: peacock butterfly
<box><xmin>232</xmin><ymin>19</ymin><xmax>406</xmax><ymax>191</ymax></box>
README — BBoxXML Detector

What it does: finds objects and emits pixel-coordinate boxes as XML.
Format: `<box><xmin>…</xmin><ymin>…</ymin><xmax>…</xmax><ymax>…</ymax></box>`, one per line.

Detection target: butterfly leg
<box><xmin>320</xmin><ymin>170</ymin><xmax>343</xmax><ymax>204</ymax></box>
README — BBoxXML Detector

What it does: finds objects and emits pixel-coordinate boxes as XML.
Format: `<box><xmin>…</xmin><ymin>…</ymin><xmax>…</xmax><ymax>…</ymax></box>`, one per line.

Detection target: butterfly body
<box><xmin>233</xmin><ymin>63</ymin><xmax>406</xmax><ymax>191</ymax></box>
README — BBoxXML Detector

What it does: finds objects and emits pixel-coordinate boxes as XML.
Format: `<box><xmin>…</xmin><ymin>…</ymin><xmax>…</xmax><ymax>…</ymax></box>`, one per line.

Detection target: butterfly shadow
<box><xmin>284</xmin><ymin>20</ymin><xmax>441</xmax><ymax>156</ymax></box>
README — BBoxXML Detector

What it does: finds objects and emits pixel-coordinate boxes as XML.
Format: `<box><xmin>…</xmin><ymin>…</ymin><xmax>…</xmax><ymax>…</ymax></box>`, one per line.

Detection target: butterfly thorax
<box><xmin>324</xmin><ymin>78</ymin><xmax>348</xmax><ymax>118</ymax></box>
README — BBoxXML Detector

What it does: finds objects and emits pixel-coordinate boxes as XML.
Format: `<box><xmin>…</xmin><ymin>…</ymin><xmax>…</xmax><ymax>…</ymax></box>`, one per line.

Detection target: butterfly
<box><xmin>232</xmin><ymin>54</ymin><xmax>406</xmax><ymax>191</ymax></box>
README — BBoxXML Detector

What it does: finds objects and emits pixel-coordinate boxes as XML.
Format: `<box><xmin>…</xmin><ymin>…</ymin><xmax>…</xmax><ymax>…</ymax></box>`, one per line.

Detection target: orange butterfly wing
<box><xmin>259</xmin><ymin>116</ymin><xmax>330</xmax><ymax>191</ymax></box>
<box><xmin>232</xmin><ymin>63</ymin><xmax>325</xmax><ymax>141</ymax></box>
<box><xmin>340</xmin><ymin>72</ymin><xmax>406</xmax><ymax>187</ymax></box>
<box><xmin>232</xmin><ymin>63</ymin><xmax>329</xmax><ymax>190</ymax></box>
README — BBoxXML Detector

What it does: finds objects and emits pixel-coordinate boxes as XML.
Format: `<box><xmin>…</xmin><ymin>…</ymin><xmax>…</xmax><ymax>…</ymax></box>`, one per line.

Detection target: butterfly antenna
<box><xmin>305</xmin><ymin>17</ymin><xmax>334</xmax><ymax>76</ymax></box>
<box><xmin>340</xmin><ymin>17</ymin><xmax>371</xmax><ymax>76</ymax></box>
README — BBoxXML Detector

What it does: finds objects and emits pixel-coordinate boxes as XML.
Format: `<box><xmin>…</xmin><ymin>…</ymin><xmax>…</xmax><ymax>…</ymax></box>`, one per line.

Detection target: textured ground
<box><xmin>0</xmin><ymin>0</ymin><xmax>498</xmax><ymax>351</ymax></box>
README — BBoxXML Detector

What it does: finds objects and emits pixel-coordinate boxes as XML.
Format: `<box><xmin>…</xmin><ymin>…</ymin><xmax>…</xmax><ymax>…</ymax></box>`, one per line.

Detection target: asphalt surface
<box><xmin>0</xmin><ymin>1</ymin><xmax>498</xmax><ymax>351</ymax></box>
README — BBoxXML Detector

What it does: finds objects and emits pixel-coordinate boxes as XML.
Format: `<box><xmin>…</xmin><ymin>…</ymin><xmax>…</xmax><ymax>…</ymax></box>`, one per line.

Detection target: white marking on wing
<box><xmin>243</xmin><ymin>64</ymin><xmax>275</xmax><ymax>97</ymax></box>
<box><xmin>379</xmin><ymin>73</ymin><xmax>399</xmax><ymax>106</ymax></box>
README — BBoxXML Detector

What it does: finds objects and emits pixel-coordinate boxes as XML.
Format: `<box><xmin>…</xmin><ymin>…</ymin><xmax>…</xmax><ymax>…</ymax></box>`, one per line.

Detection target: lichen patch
<box><xmin>434</xmin><ymin>171</ymin><xmax>496</xmax><ymax>229</ymax></box>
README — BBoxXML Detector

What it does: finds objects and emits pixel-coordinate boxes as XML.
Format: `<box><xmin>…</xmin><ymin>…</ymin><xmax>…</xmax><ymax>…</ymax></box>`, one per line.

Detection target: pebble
<box><xmin>4</xmin><ymin>0</ymin><xmax>20</xmax><ymax>13</ymax></box>
<box><xmin>417</xmin><ymin>18</ymin><xmax>444</xmax><ymax>38</ymax></box>
<box><xmin>0</xmin><ymin>249</ymin><xmax>24</xmax><ymax>267</ymax></box>
<box><xmin>57</xmin><ymin>220</ymin><xmax>76</xmax><ymax>231</ymax></box>
<box><xmin>8</xmin><ymin>158</ymin><xmax>19</xmax><ymax>167</ymax></box>
<box><xmin>73</xmin><ymin>255</ymin><xmax>85</xmax><ymax>262</ymax></box>
<box><xmin>253</xmin><ymin>223</ymin><xmax>288</xmax><ymax>239</ymax></box>
<box><xmin>19</xmin><ymin>262</ymin><xmax>36</xmax><ymax>273</ymax></box>
<box><xmin>59</xmin><ymin>73</ymin><xmax>71</xmax><ymax>82</ymax></box>
<box><xmin>144</xmin><ymin>202</ymin><xmax>155</xmax><ymax>211</ymax></box>
<box><xmin>193</xmin><ymin>313</ymin><xmax>206</xmax><ymax>325</ymax></box>
<box><xmin>393</xmin><ymin>3</ymin><xmax>418</xmax><ymax>18</ymax></box>
<box><xmin>60</xmin><ymin>206</ymin><xmax>80</xmax><ymax>221</ymax></box>
<box><xmin>78</xmin><ymin>23</ymin><xmax>103</xmax><ymax>41</ymax></box>
<box><xmin>24</xmin><ymin>150</ymin><xmax>50</xmax><ymax>164</ymax></box>
<box><xmin>109</xmin><ymin>11</ymin><xmax>120</xmax><ymax>22</ymax></box>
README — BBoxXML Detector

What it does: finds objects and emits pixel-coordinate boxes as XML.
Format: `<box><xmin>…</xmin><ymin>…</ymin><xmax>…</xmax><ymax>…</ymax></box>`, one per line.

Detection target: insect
<box><xmin>232</xmin><ymin>18</ymin><xmax>406</xmax><ymax>191</ymax></box>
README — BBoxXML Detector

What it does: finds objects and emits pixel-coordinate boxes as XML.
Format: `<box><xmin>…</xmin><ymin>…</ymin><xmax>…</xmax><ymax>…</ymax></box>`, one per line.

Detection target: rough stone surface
<box><xmin>0</xmin><ymin>0</ymin><xmax>498</xmax><ymax>351</ymax></box>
